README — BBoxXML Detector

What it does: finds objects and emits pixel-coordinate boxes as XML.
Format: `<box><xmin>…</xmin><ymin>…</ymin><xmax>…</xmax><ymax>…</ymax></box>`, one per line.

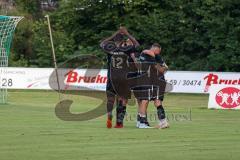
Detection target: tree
<box><xmin>8</xmin><ymin>0</ymin><xmax>240</xmax><ymax>71</ymax></box>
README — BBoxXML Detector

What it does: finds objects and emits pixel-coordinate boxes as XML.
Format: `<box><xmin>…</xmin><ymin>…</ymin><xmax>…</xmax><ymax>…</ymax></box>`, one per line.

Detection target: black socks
<box><xmin>116</xmin><ymin>101</ymin><xmax>126</xmax><ymax>124</ymax></box>
<box><xmin>137</xmin><ymin>113</ymin><xmax>150</xmax><ymax>126</ymax></box>
<box><xmin>138</xmin><ymin>114</ymin><xmax>148</xmax><ymax>124</ymax></box>
<box><xmin>107</xmin><ymin>95</ymin><xmax>115</xmax><ymax>118</ymax></box>
<box><xmin>107</xmin><ymin>101</ymin><xmax>113</xmax><ymax>119</ymax></box>
<box><xmin>157</xmin><ymin>105</ymin><xmax>166</xmax><ymax>120</ymax></box>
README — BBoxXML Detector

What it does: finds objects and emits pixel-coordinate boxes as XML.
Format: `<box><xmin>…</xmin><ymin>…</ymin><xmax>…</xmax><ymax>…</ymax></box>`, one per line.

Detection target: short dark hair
<box><xmin>152</xmin><ymin>43</ymin><xmax>161</xmax><ymax>49</ymax></box>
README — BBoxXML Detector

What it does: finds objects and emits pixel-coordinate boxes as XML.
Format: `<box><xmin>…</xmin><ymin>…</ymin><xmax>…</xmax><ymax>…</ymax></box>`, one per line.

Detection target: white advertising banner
<box><xmin>0</xmin><ymin>67</ymin><xmax>240</xmax><ymax>93</ymax></box>
<box><xmin>208</xmin><ymin>84</ymin><xmax>240</xmax><ymax>109</ymax></box>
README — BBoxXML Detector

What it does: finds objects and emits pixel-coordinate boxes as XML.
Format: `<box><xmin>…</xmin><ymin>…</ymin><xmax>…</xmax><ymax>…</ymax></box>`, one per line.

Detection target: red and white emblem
<box><xmin>215</xmin><ymin>87</ymin><xmax>240</xmax><ymax>108</ymax></box>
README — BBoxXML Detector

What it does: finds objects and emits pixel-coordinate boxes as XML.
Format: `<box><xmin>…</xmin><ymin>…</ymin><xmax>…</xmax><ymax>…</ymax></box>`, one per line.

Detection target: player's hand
<box><xmin>162</xmin><ymin>63</ymin><xmax>169</xmax><ymax>70</ymax></box>
<box><xmin>155</xmin><ymin>64</ymin><xmax>168</xmax><ymax>74</ymax></box>
<box><xmin>159</xmin><ymin>66</ymin><xmax>167</xmax><ymax>74</ymax></box>
<box><xmin>119</xmin><ymin>26</ymin><xmax>129</xmax><ymax>35</ymax></box>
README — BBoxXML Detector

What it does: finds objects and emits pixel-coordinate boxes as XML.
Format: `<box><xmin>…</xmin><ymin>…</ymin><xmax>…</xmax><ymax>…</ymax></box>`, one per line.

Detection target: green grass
<box><xmin>0</xmin><ymin>90</ymin><xmax>240</xmax><ymax>160</ymax></box>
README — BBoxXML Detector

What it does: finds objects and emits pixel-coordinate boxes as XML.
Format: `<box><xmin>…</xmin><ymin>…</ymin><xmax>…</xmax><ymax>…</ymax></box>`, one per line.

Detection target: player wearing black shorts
<box><xmin>100</xmin><ymin>27</ymin><xmax>139</xmax><ymax>128</ymax></box>
<box><xmin>135</xmin><ymin>43</ymin><xmax>169</xmax><ymax>129</ymax></box>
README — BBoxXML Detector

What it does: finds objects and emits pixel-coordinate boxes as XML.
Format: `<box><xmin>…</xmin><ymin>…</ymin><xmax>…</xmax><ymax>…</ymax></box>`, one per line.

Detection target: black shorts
<box><xmin>109</xmin><ymin>66</ymin><xmax>132</xmax><ymax>99</ymax></box>
<box><xmin>132</xmin><ymin>85</ymin><xmax>164</xmax><ymax>101</ymax></box>
<box><xmin>106</xmin><ymin>79</ymin><xmax>116</xmax><ymax>96</ymax></box>
<box><xmin>106</xmin><ymin>71</ymin><xmax>131</xmax><ymax>99</ymax></box>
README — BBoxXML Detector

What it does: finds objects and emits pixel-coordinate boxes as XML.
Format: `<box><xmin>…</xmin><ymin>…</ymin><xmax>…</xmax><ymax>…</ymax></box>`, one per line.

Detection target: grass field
<box><xmin>0</xmin><ymin>90</ymin><xmax>240</xmax><ymax>160</ymax></box>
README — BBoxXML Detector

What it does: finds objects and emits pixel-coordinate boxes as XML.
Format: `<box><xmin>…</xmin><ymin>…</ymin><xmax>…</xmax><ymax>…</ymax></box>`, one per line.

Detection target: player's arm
<box><xmin>100</xmin><ymin>30</ymin><xmax>122</xmax><ymax>48</ymax></box>
<box><xmin>120</xmin><ymin>27</ymin><xmax>140</xmax><ymax>47</ymax></box>
<box><xmin>125</xmin><ymin>33</ymin><xmax>140</xmax><ymax>47</ymax></box>
<box><xmin>155</xmin><ymin>62</ymin><xmax>168</xmax><ymax>74</ymax></box>
<box><xmin>142</xmin><ymin>50</ymin><xmax>155</xmax><ymax>57</ymax></box>
<box><xmin>130</xmin><ymin>53</ymin><xmax>141</xmax><ymax>70</ymax></box>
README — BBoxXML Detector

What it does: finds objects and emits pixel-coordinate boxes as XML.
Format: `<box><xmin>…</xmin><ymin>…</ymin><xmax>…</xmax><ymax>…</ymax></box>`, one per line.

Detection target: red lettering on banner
<box><xmin>219</xmin><ymin>79</ymin><xmax>225</xmax><ymax>84</ymax></box>
<box><xmin>78</xmin><ymin>76</ymin><xmax>84</xmax><ymax>83</ymax></box>
<box><xmin>66</xmin><ymin>71</ymin><xmax>78</xmax><ymax>83</ymax></box>
<box><xmin>204</xmin><ymin>74</ymin><xmax>218</xmax><ymax>86</ymax></box>
<box><xmin>66</xmin><ymin>71</ymin><xmax>107</xmax><ymax>84</ymax></box>
<box><xmin>103</xmin><ymin>77</ymin><xmax>107</xmax><ymax>83</ymax></box>
<box><xmin>84</xmin><ymin>77</ymin><xmax>91</xmax><ymax>83</ymax></box>
<box><xmin>91</xmin><ymin>77</ymin><xmax>96</xmax><ymax>83</ymax></box>
<box><xmin>232</xmin><ymin>80</ymin><xmax>238</xmax><ymax>85</ymax></box>
<box><xmin>204</xmin><ymin>73</ymin><xmax>240</xmax><ymax>92</ymax></box>
<box><xmin>227</xmin><ymin>80</ymin><xmax>231</xmax><ymax>84</ymax></box>
<box><xmin>96</xmin><ymin>75</ymin><xmax>103</xmax><ymax>83</ymax></box>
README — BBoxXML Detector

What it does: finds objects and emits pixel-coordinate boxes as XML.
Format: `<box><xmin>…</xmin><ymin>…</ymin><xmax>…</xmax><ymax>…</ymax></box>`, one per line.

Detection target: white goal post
<box><xmin>0</xmin><ymin>15</ymin><xmax>23</xmax><ymax>104</ymax></box>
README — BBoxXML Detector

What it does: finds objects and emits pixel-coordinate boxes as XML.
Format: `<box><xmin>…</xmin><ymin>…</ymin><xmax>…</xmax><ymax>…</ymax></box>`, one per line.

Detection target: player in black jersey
<box><xmin>100</xmin><ymin>27</ymin><xmax>139</xmax><ymax>128</ymax></box>
<box><xmin>135</xmin><ymin>43</ymin><xmax>169</xmax><ymax>129</ymax></box>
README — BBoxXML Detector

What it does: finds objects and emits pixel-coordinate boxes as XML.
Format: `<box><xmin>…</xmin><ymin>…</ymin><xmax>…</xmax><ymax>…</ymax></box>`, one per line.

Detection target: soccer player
<box><xmin>136</xmin><ymin>43</ymin><xmax>169</xmax><ymax>129</ymax></box>
<box><xmin>100</xmin><ymin>27</ymin><xmax>139</xmax><ymax>128</ymax></box>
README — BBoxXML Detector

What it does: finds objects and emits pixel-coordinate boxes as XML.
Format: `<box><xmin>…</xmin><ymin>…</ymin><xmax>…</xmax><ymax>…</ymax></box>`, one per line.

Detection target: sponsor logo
<box><xmin>0</xmin><ymin>69</ymin><xmax>26</xmax><ymax>75</ymax></box>
<box><xmin>110</xmin><ymin>51</ymin><xmax>125</xmax><ymax>55</ymax></box>
<box><xmin>66</xmin><ymin>71</ymin><xmax>107</xmax><ymax>84</ymax></box>
<box><xmin>204</xmin><ymin>73</ymin><xmax>240</xmax><ymax>92</ymax></box>
<box><xmin>215</xmin><ymin>87</ymin><xmax>240</xmax><ymax>108</ymax></box>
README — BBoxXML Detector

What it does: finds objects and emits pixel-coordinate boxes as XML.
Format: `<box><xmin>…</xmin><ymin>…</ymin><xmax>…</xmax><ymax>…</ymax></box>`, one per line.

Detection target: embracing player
<box><xmin>100</xmin><ymin>27</ymin><xmax>139</xmax><ymax>128</ymax></box>
<box><xmin>136</xmin><ymin>43</ymin><xmax>169</xmax><ymax>129</ymax></box>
